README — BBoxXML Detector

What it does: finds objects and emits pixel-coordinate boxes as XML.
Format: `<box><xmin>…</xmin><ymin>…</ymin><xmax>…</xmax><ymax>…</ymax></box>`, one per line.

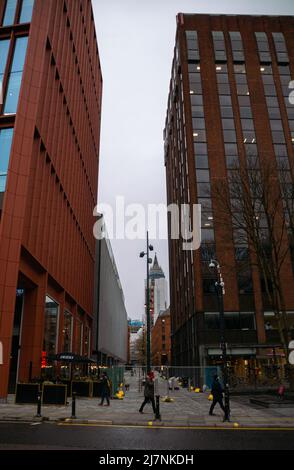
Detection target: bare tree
<box><xmin>135</xmin><ymin>329</ymin><xmax>146</xmax><ymax>366</ymax></box>
<box><xmin>213</xmin><ymin>156</ymin><xmax>294</xmax><ymax>373</ymax></box>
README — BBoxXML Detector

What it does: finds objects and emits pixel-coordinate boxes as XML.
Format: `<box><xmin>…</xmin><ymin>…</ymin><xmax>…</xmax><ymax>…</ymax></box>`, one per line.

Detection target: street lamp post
<box><xmin>209</xmin><ymin>259</ymin><xmax>230</xmax><ymax>422</ymax></box>
<box><xmin>140</xmin><ymin>231</ymin><xmax>153</xmax><ymax>374</ymax></box>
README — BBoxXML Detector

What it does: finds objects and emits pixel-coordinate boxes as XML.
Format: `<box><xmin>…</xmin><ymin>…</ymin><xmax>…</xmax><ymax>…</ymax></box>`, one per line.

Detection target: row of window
<box><xmin>1</xmin><ymin>0</ymin><xmax>34</xmax><ymax>27</ymax></box>
<box><xmin>44</xmin><ymin>295</ymin><xmax>90</xmax><ymax>357</ymax></box>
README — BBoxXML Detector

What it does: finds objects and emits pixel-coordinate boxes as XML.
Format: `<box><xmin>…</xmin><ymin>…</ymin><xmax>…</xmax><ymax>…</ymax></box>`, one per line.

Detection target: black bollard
<box><xmin>36</xmin><ymin>391</ymin><xmax>42</xmax><ymax>418</ymax></box>
<box><xmin>155</xmin><ymin>395</ymin><xmax>161</xmax><ymax>421</ymax></box>
<box><xmin>71</xmin><ymin>392</ymin><xmax>76</xmax><ymax>419</ymax></box>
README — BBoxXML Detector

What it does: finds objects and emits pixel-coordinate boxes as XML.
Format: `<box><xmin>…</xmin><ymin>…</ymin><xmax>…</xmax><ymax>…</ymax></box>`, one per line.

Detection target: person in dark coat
<box><xmin>209</xmin><ymin>375</ymin><xmax>226</xmax><ymax>416</ymax></box>
<box><xmin>139</xmin><ymin>373</ymin><xmax>156</xmax><ymax>414</ymax></box>
<box><xmin>99</xmin><ymin>373</ymin><xmax>111</xmax><ymax>406</ymax></box>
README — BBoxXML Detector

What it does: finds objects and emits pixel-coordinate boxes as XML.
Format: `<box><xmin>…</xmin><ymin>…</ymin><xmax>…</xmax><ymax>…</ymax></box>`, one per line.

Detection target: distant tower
<box><xmin>147</xmin><ymin>254</ymin><xmax>168</xmax><ymax>326</ymax></box>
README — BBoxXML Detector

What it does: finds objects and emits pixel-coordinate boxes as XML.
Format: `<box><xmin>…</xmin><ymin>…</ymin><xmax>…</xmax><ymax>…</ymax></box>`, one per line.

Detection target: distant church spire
<box><xmin>150</xmin><ymin>253</ymin><xmax>165</xmax><ymax>279</ymax></box>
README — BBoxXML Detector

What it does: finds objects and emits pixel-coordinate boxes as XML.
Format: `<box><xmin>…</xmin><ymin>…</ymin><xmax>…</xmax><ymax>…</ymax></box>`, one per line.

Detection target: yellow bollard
<box><xmin>208</xmin><ymin>394</ymin><xmax>213</xmax><ymax>401</ymax></box>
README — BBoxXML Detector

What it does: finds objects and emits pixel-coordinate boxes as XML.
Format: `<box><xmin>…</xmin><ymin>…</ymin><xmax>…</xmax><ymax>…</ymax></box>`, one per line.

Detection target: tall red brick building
<box><xmin>0</xmin><ymin>0</ymin><xmax>102</xmax><ymax>398</ymax></box>
<box><xmin>164</xmin><ymin>14</ymin><xmax>294</xmax><ymax>384</ymax></box>
<box><xmin>151</xmin><ymin>308</ymin><xmax>171</xmax><ymax>366</ymax></box>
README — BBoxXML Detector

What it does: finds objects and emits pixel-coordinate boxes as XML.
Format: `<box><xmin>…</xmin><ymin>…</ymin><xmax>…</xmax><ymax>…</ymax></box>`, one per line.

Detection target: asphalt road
<box><xmin>0</xmin><ymin>422</ymin><xmax>293</xmax><ymax>451</ymax></box>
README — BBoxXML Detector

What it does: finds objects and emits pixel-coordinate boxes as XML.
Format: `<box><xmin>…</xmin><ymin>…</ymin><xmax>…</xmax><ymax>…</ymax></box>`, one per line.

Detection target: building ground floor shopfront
<box><xmin>204</xmin><ymin>345</ymin><xmax>287</xmax><ymax>390</ymax></box>
<box><xmin>0</xmin><ymin>253</ymin><xmax>93</xmax><ymax>399</ymax></box>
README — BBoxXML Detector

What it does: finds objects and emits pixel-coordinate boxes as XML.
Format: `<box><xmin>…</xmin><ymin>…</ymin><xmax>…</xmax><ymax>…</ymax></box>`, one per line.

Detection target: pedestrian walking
<box><xmin>209</xmin><ymin>375</ymin><xmax>226</xmax><ymax>417</ymax></box>
<box><xmin>99</xmin><ymin>373</ymin><xmax>111</xmax><ymax>406</ymax></box>
<box><xmin>139</xmin><ymin>372</ymin><xmax>156</xmax><ymax>414</ymax></box>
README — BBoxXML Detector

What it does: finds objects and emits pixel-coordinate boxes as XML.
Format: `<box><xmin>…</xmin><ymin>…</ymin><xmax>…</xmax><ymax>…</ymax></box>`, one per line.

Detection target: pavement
<box><xmin>1</xmin><ymin>372</ymin><xmax>294</xmax><ymax>429</ymax></box>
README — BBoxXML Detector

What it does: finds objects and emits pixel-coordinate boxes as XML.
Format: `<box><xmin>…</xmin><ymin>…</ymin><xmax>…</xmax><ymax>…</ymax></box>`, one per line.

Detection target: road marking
<box><xmin>30</xmin><ymin>422</ymin><xmax>42</xmax><ymax>426</ymax></box>
<box><xmin>57</xmin><ymin>423</ymin><xmax>294</xmax><ymax>431</ymax></box>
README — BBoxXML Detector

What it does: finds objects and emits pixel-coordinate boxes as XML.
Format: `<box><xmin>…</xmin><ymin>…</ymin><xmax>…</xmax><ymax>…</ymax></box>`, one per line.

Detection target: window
<box><xmin>0</xmin><ymin>127</ymin><xmax>14</xmax><ymax>192</ymax></box>
<box><xmin>197</xmin><ymin>182</ymin><xmax>211</xmax><ymax>197</ymax></box>
<box><xmin>274</xmin><ymin>145</ymin><xmax>288</xmax><ymax>157</ymax></box>
<box><xmin>222</xmin><ymin>119</ymin><xmax>235</xmax><ymax>130</ymax></box>
<box><xmin>2</xmin><ymin>0</ymin><xmax>17</xmax><ymax>26</ymax></box>
<box><xmin>220</xmin><ymin>107</ymin><xmax>234</xmax><ymax>118</ymax></box>
<box><xmin>225</xmin><ymin>312</ymin><xmax>240</xmax><ymax>329</ymax></box>
<box><xmin>225</xmin><ymin>143</ymin><xmax>238</xmax><ymax>155</ymax></box>
<box><xmin>219</xmin><ymin>95</ymin><xmax>232</xmax><ymax>106</ymax></box>
<box><xmin>197</xmin><ymin>169</ymin><xmax>210</xmax><ymax>182</ymax></box>
<box><xmin>4</xmin><ymin>36</ymin><xmax>28</xmax><ymax>115</ymax></box>
<box><xmin>218</xmin><ymin>83</ymin><xmax>231</xmax><ymax>95</ymax></box>
<box><xmin>192</xmin><ymin>117</ymin><xmax>205</xmax><ymax>129</ymax></box>
<box><xmin>201</xmin><ymin>228</ymin><xmax>214</xmax><ymax>242</ymax></box>
<box><xmin>223</xmin><ymin>130</ymin><xmax>237</xmax><ymax>142</ymax></box>
<box><xmin>240</xmin><ymin>313</ymin><xmax>256</xmax><ymax>330</ymax></box>
<box><xmin>43</xmin><ymin>296</ymin><xmax>59</xmax><ymax>355</ymax></box>
<box><xmin>19</xmin><ymin>0</ymin><xmax>34</xmax><ymax>23</ymax></box>
<box><xmin>194</xmin><ymin>142</ymin><xmax>207</xmax><ymax>155</ymax></box>
<box><xmin>195</xmin><ymin>154</ymin><xmax>209</xmax><ymax>169</ymax></box>
<box><xmin>192</xmin><ymin>106</ymin><xmax>204</xmax><ymax>118</ymax></box>
<box><xmin>272</xmin><ymin>32</ymin><xmax>289</xmax><ymax>64</ymax></box>
<box><xmin>193</xmin><ymin>129</ymin><xmax>206</xmax><ymax>142</ymax></box>
<box><xmin>63</xmin><ymin>311</ymin><xmax>73</xmax><ymax>353</ymax></box>
<box><xmin>238</xmin><ymin>272</ymin><xmax>253</xmax><ymax>294</ymax></box>
<box><xmin>241</xmin><ymin>119</ymin><xmax>254</xmax><ymax>130</ymax></box>
<box><xmin>204</xmin><ymin>312</ymin><xmax>219</xmax><ymax>329</ymax></box>
<box><xmin>76</xmin><ymin>320</ymin><xmax>83</xmax><ymax>355</ymax></box>
<box><xmin>0</xmin><ymin>39</ymin><xmax>10</xmax><ymax>95</ymax></box>
<box><xmin>226</xmin><ymin>155</ymin><xmax>239</xmax><ymax>168</ymax></box>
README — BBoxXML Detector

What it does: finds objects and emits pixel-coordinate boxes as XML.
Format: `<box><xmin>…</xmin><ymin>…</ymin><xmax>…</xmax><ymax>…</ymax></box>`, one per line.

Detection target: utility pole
<box><xmin>140</xmin><ymin>231</ymin><xmax>153</xmax><ymax>374</ymax></box>
<box><xmin>209</xmin><ymin>259</ymin><xmax>230</xmax><ymax>422</ymax></box>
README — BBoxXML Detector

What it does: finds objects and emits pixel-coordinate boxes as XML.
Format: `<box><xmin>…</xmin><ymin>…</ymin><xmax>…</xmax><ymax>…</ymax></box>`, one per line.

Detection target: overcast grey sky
<box><xmin>92</xmin><ymin>0</ymin><xmax>294</xmax><ymax>320</ymax></box>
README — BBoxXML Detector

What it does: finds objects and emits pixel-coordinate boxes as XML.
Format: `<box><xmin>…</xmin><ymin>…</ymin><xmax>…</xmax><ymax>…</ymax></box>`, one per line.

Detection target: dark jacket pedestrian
<box><xmin>139</xmin><ymin>374</ymin><xmax>156</xmax><ymax>414</ymax></box>
<box><xmin>99</xmin><ymin>373</ymin><xmax>111</xmax><ymax>406</ymax></box>
<box><xmin>209</xmin><ymin>375</ymin><xmax>226</xmax><ymax>416</ymax></box>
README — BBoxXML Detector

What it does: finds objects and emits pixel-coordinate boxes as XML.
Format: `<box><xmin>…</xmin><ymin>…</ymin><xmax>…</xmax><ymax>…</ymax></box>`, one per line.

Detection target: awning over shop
<box><xmin>47</xmin><ymin>352</ymin><xmax>95</xmax><ymax>364</ymax></box>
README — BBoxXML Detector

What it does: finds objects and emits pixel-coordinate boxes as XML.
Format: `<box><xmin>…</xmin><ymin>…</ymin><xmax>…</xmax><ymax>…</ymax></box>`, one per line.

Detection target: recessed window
<box><xmin>197</xmin><ymin>169</ymin><xmax>210</xmax><ymax>182</ymax></box>
<box><xmin>270</xmin><ymin>120</ymin><xmax>283</xmax><ymax>131</ymax></box>
<box><xmin>220</xmin><ymin>107</ymin><xmax>234</xmax><ymax>118</ymax></box>
<box><xmin>197</xmin><ymin>182</ymin><xmax>211</xmax><ymax>197</ymax></box>
<box><xmin>192</xmin><ymin>117</ymin><xmax>205</xmax><ymax>129</ymax></box>
<box><xmin>4</xmin><ymin>36</ymin><xmax>28</xmax><ymax>115</ymax></box>
<box><xmin>43</xmin><ymin>296</ymin><xmax>59</xmax><ymax>355</ymax></box>
<box><xmin>239</xmin><ymin>107</ymin><xmax>252</xmax><ymax>118</ymax></box>
<box><xmin>0</xmin><ymin>39</ymin><xmax>10</xmax><ymax>89</ymax></box>
<box><xmin>219</xmin><ymin>95</ymin><xmax>232</xmax><ymax>106</ymax></box>
<box><xmin>268</xmin><ymin>107</ymin><xmax>281</xmax><ymax>119</ymax></box>
<box><xmin>2</xmin><ymin>0</ymin><xmax>17</xmax><ymax>26</ymax></box>
<box><xmin>238</xmin><ymin>96</ymin><xmax>250</xmax><ymax>107</ymax></box>
<box><xmin>193</xmin><ymin>129</ymin><xmax>206</xmax><ymax>142</ymax></box>
<box><xmin>235</xmin><ymin>74</ymin><xmax>247</xmax><ymax>84</ymax></box>
<box><xmin>198</xmin><ymin>198</ymin><xmax>212</xmax><ymax>211</ymax></box>
<box><xmin>0</xmin><ymin>127</ymin><xmax>14</xmax><ymax>192</ymax></box>
<box><xmin>190</xmin><ymin>95</ymin><xmax>203</xmax><ymax>106</ymax></box>
<box><xmin>225</xmin><ymin>143</ymin><xmax>238</xmax><ymax>155</ymax></box>
<box><xmin>223</xmin><ymin>130</ymin><xmax>237</xmax><ymax>142</ymax></box>
<box><xmin>222</xmin><ymin>119</ymin><xmax>235</xmax><ymax>130</ymax></box>
<box><xmin>218</xmin><ymin>83</ymin><xmax>230</xmax><ymax>95</ymax></box>
<box><xmin>194</xmin><ymin>142</ymin><xmax>207</xmax><ymax>155</ymax></box>
<box><xmin>274</xmin><ymin>144</ymin><xmax>288</xmax><ymax>157</ymax></box>
<box><xmin>19</xmin><ymin>0</ymin><xmax>34</xmax><ymax>23</ymax></box>
<box><xmin>192</xmin><ymin>105</ymin><xmax>204</xmax><ymax>118</ymax></box>
<box><xmin>201</xmin><ymin>228</ymin><xmax>215</xmax><ymax>242</ymax></box>
<box><xmin>195</xmin><ymin>154</ymin><xmax>209</xmax><ymax>169</ymax></box>
<box><xmin>241</xmin><ymin>119</ymin><xmax>254</xmax><ymax>130</ymax></box>
<box><xmin>234</xmin><ymin>64</ymin><xmax>246</xmax><ymax>74</ymax></box>
<box><xmin>226</xmin><ymin>155</ymin><xmax>239</xmax><ymax>168</ymax></box>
